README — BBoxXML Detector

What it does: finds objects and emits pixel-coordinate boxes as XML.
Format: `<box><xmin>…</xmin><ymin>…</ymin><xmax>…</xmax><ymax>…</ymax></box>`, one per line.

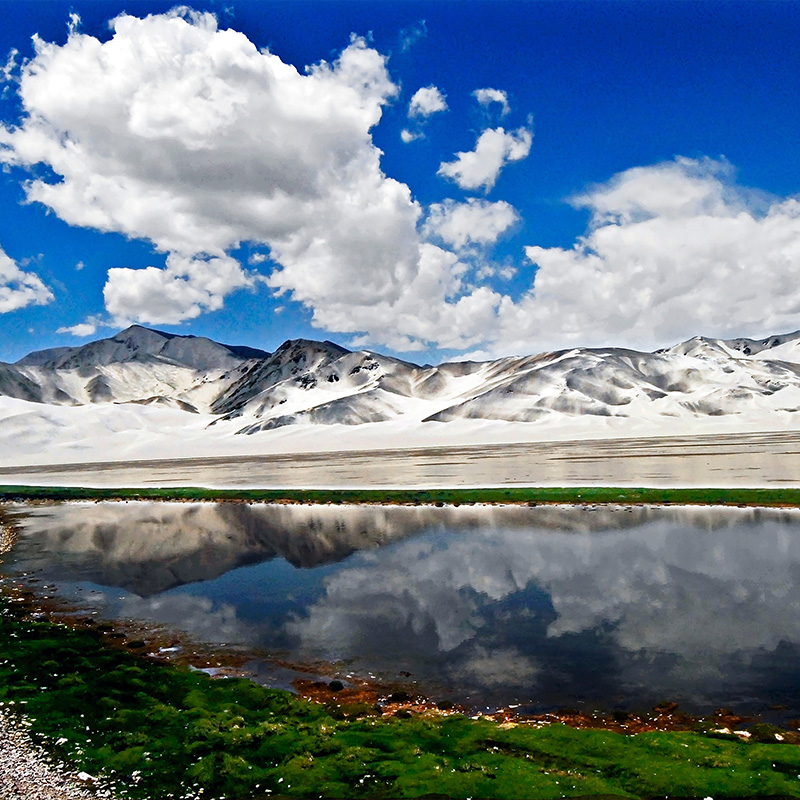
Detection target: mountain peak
<box><xmin>17</xmin><ymin>326</ymin><xmax>268</xmax><ymax>371</ymax></box>
<box><xmin>273</xmin><ymin>338</ymin><xmax>351</xmax><ymax>355</ymax></box>
<box><xmin>8</xmin><ymin>325</ymin><xmax>800</xmax><ymax>441</ymax></box>
<box><xmin>116</xmin><ymin>324</ymin><xmax>177</xmax><ymax>341</ymax></box>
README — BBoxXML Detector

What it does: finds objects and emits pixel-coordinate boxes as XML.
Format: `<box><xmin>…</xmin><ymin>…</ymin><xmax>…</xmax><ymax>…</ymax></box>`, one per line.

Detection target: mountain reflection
<box><xmin>5</xmin><ymin>502</ymin><xmax>800</xmax><ymax>715</ymax></box>
<box><xmin>7</xmin><ymin>502</ymin><xmax>696</xmax><ymax>595</ymax></box>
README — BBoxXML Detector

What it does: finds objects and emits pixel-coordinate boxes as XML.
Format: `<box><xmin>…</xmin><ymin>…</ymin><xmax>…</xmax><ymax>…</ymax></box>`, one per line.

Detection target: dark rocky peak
<box><xmin>269</xmin><ymin>338</ymin><xmax>350</xmax><ymax>367</ymax></box>
<box><xmin>224</xmin><ymin>343</ymin><xmax>271</xmax><ymax>360</ymax></box>
<box><xmin>210</xmin><ymin>338</ymin><xmax>351</xmax><ymax>415</ymax></box>
<box><xmin>15</xmin><ymin>345</ymin><xmax>74</xmax><ymax>367</ymax></box>
<box><xmin>723</xmin><ymin>330</ymin><xmax>800</xmax><ymax>357</ymax></box>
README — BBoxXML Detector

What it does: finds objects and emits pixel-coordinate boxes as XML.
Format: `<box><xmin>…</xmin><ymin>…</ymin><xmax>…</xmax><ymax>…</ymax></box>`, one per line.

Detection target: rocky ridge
<box><xmin>3</xmin><ymin>325</ymin><xmax>800</xmax><ymax>436</ymax></box>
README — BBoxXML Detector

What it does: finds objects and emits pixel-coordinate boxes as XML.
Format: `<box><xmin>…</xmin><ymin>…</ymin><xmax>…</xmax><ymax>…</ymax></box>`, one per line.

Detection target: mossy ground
<box><xmin>4</xmin><ymin>484</ymin><xmax>800</xmax><ymax>507</ymax></box>
<box><xmin>1</xmin><ymin>595</ymin><xmax>800</xmax><ymax>799</ymax></box>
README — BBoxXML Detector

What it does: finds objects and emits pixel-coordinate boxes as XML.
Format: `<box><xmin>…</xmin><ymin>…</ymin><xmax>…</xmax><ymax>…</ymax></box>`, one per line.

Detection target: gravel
<box><xmin>0</xmin><ymin>711</ymin><xmax>115</xmax><ymax>800</ymax></box>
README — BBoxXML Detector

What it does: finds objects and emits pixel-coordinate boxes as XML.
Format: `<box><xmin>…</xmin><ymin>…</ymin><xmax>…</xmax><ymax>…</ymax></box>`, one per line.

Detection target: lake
<box><xmin>2</xmin><ymin>501</ymin><xmax>800</xmax><ymax>721</ymax></box>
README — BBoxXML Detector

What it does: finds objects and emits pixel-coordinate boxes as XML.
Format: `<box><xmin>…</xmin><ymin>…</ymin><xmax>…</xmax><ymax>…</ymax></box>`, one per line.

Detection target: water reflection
<box><xmin>4</xmin><ymin>502</ymin><xmax>800</xmax><ymax>717</ymax></box>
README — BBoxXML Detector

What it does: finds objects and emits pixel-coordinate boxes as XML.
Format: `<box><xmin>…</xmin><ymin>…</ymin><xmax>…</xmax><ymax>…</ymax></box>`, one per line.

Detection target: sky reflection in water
<box><xmin>4</xmin><ymin>502</ymin><xmax>800</xmax><ymax>717</ymax></box>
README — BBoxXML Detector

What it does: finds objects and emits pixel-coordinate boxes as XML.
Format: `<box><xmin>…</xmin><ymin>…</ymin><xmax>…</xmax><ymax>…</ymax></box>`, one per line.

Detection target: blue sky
<box><xmin>2</xmin><ymin>0</ymin><xmax>800</xmax><ymax>363</ymax></box>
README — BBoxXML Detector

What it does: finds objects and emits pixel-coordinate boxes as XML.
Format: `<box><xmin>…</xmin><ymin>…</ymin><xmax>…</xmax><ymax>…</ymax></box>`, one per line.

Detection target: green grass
<box><xmin>3</xmin><ymin>484</ymin><xmax>800</xmax><ymax>506</ymax></box>
<box><xmin>2</xmin><ymin>596</ymin><xmax>800</xmax><ymax>799</ymax></box>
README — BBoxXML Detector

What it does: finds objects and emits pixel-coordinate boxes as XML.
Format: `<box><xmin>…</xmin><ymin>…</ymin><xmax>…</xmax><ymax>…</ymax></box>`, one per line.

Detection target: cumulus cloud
<box><xmin>407</xmin><ymin>155</ymin><xmax>800</xmax><ymax>356</ymax></box>
<box><xmin>0</xmin><ymin>243</ymin><xmax>53</xmax><ymax>313</ymax></box>
<box><xmin>408</xmin><ymin>85</ymin><xmax>447</xmax><ymax>118</ymax></box>
<box><xmin>392</xmin><ymin>156</ymin><xmax>800</xmax><ymax>357</ymax></box>
<box><xmin>438</xmin><ymin>125</ymin><xmax>532</xmax><ymax>192</ymax></box>
<box><xmin>6</xmin><ymin>10</ymin><xmax>799</xmax><ymax>357</ymax></box>
<box><xmin>0</xmin><ymin>9</ymin><xmax>420</xmax><ymax>331</ymax></box>
<box><xmin>317</xmin><ymin>243</ymin><xmax>502</xmax><ymax>352</ymax></box>
<box><xmin>423</xmin><ymin>198</ymin><xmax>518</xmax><ymax>251</ymax></box>
<box><xmin>497</xmin><ymin>157</ymin><xmax>800</xmax><ymax>352</ymax></box>
<box><xmin>402</xmin><ymin>86</ymin><xmax>446</xmax><ymax>145</ymax></box>
<box><xmin>473</xmin><ymin>87</ymin><xmax>509</xmax><ymax>116</ymax></box>
<box><xmin>104</xmin><ymin>254</ymin><xmax>253</xmax><ymax>324</ymax></box>
<box><xmin>0</xmin><ymin>9</ymin><xmax>515</xmax><ymax>352</ymax></box>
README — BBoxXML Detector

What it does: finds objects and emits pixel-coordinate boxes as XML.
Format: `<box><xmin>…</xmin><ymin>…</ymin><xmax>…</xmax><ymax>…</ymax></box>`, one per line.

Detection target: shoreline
<box><xmin>5</xmin><ymin>589</ymin><xmax>800</xmax><ymax>800</ymax></box>
<box><xmin>4</xmin><ymin>500</ymin><xmax>800</xmax><ymax>733</ymax></box>
<box><xmin>0</xmin><ymin>711</ymin><xmax>110</xmax><ymax>800</ymax></box>
<box><xmin>5</xmin><ymin>484</ymin><xmax>800</xmax><ymax>508</ymax></box>
<box><xmin>4</xmin><ymin>504</ymin><xmax>800</xmax><ymax>797</ymax></box>
<box><xmin>3</xmin><ymin>578</ymin><xmax>797</xmax><ymax>740</ymax></box>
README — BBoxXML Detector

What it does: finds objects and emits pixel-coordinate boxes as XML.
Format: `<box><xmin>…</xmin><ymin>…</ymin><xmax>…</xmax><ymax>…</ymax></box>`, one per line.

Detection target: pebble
<box><xmin>0</xmin><ymin>711</ymin><xmax>116</xmax><ymax>800</ymax></box>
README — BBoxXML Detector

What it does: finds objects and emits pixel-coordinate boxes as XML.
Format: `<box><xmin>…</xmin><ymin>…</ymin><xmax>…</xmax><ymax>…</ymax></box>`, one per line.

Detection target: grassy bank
<box><xmin>2</xmin><ymin>595</ymin><xmax>800</xmax><ymax>799</ymax></box>
<box><xmin>3</xmin><ymin>484</ymin><xmax>800</xmax><ymax>507</ymax></box>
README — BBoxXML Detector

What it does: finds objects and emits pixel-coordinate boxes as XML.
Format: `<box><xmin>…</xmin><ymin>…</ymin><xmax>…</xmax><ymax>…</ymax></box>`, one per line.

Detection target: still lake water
<box><xmin>3</xmin><ymin>501</ymin><xmax>800</xmax><ymax>719</ymax></box>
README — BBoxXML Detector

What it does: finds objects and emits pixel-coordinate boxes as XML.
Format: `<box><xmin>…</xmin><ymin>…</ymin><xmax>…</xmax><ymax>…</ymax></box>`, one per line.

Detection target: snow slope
<box><xmin>2</xmin><ymin>326</ymin><xmax>800</xmax><ymax>465</ymax></box>
<box><xmin>12</xmin><ymin>325</ymin><xmax>267</xmax><ymax>411</ymax></box>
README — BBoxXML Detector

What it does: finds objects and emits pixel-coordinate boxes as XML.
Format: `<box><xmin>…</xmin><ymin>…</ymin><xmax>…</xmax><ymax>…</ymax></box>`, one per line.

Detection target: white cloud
<box><xmin>361</xmin><ymin>156</ymin><xmax>800</xmax><ymax>356</ymax></box>
<box><xmin>495</xmin><ymin>157</ymin><xmax>800</xmax><ymax>352</ymax></box>
<box><xmin>0</xmin><ymin>10</ymin><xmax>508</xmax><ymax>351</ymax></box>
<box><xmin>309</xmin><ymin>243</ymin><xmax>500</xmax><ymax>352</ymax></box>
<box><xmin>335</xmin><ymin>156</ymin><xmax>800</xmax><ymax>357</ymax></box>
<box><xmin>438</xmin><ymin>125</ymin><xmax>532</xmax><ymax>192</ymax></box>
<box><xmin>56</xmin><ymin>319</ymin><xmax>100</xmax><ymax>337</ymax></box>
<box><xmin>473</xmin><ymin>87</ymin><xmax>509</xmax><ymax>116</ymax></box>
<box><xmin>56</xmin><ymin>315</ymin><xmax>108</xmax><ymax>338</ymax></box>
<box><xmin>573</xmin><ymin>157</ymin><xmax>750</xmax><ymax>224</ymax></box>
<box><xmin>7</xmin><ymin>11</ymin><xmax>797</xmax><ymax>357</ymax></box>
<box><xmin>0</xmin><ymin>243</ymin><xmax>53</xmax><ymax>313</ymax></box>
<box><xmin>0</xmin><ymin>10</ymin><xmax>417</xmax><ymax>330</ymax></box>
<box><xmin>104</xmin><ymin>253</ymin><xmax>252</xmax><ymax>325</ymax></box>
<box><xmin>1</xmin><ymin>48</ymin><xmax>18</xmax><ymax>82</ymax></box>
<box><xmin>400</xmin><ymin>128</ymin><xmax>422</xmax><ymax>144</ymax></box>
<box><xmin>67</xmin><ymin>11</ymin><xmax>81</xmax><ymax>35</ymax></box>
<box><xmin>402</xmin><ymin>86</ymin><xmax>446</xmax><ymax>146</ymax></box>
<box><xmin>423</xmin><ymin>198</ymin><xmax>518</xmax><ymax>251</ymax></box>
<box><xmin>408</xmin><ymin>85</ymin><xmax>447</xmax><ymax>118</ymax></box>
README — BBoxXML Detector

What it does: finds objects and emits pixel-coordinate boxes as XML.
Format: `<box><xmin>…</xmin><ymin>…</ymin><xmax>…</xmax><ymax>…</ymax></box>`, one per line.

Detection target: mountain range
<box><xmin>2</xmin><ymin>324</ymin><xmax>800</xmax><ymax>464</ymax></box>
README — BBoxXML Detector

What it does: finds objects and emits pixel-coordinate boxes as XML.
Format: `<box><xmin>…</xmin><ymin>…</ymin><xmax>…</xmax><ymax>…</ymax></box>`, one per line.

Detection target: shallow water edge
<box><xmin>5</xmin><ymin>500</ymin><xmax>800</xmax><ymax>726</ymax></box>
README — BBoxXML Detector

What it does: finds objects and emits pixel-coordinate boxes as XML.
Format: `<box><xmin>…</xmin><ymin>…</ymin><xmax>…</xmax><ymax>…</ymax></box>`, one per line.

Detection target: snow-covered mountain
<box><xmin>7</xmin><ymin>325</ymin><xmax>268</xmax><ymax>412</ymax></box>
<box><xmin>2</xmin><ymin>325</ymin><xmax>800</xmax><ymax>464</ymax></box>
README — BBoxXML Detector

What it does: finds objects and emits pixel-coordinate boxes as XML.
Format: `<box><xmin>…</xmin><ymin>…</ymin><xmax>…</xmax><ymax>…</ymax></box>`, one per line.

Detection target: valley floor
<box><xmin>2</xmin><ymin>429</ymin><xmax>800</xmax><ymax>489</ymax></box>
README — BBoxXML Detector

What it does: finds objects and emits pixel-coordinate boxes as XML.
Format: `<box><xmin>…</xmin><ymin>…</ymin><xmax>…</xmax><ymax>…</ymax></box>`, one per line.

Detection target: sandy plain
<box><xmin>1</xmin><ymin>430</ymin><xmax>799</xmax><ymax>489</ymax></box>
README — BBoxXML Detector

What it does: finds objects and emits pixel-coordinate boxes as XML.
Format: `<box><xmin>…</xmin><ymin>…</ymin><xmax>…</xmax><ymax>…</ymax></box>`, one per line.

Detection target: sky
<box><xmin>2</xmin><ymin>0</ymin><xmax>800</xmax><ymax>364</ymax></box>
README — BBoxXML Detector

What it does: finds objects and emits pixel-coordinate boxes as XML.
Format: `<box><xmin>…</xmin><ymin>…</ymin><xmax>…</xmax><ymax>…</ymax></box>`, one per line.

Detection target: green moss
<box><xmin>4</xmin><ymin>484</ymin><xmax>800</xmax><ymax>507</ymax></box>
<box><xmin>1</xmin><ymin>597</ymin><xmax>800</xmax><ymax>798</ymax></box>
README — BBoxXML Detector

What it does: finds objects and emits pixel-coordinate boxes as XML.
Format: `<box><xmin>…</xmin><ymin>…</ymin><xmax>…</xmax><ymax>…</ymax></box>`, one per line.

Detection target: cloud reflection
<box><xmin>288</xmin><ymin>508</ymin><xmax>800</xmax><ymax>709</ymax></box>
<box><xmin>7</xmin><ymin>502</ymin><xmax>800</xmax><ymax>713</ymax></box>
